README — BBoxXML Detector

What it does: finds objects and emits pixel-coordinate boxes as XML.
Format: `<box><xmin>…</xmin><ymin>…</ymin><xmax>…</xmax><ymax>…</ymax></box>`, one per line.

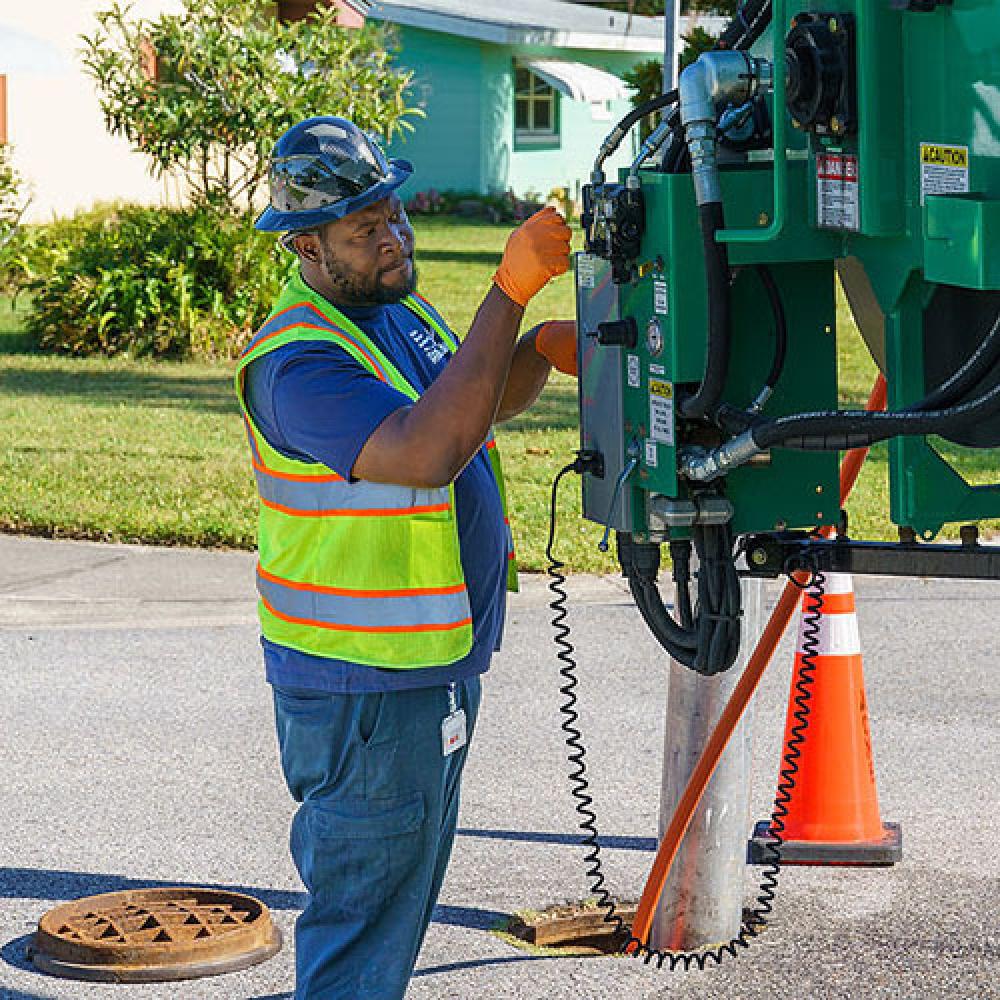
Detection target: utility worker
<box><xmin>236</xmin><ymin>116</ymin><xmax>577</xmax><ymax>999</ymax></box>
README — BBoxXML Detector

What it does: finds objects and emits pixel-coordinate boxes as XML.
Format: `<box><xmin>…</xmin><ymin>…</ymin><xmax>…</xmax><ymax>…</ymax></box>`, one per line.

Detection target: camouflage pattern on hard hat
<box><xmin>255</xmin><ymin>116</ymin><xmax>412</xmax><ymax>232</ymax></box>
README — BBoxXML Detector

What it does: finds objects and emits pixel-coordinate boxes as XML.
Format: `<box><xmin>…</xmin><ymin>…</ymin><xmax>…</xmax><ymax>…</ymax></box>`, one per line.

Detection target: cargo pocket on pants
<box><xmin>300</xmin><ymin>791</ymin><xmax>426</xmax><ymax>918</ymax></box>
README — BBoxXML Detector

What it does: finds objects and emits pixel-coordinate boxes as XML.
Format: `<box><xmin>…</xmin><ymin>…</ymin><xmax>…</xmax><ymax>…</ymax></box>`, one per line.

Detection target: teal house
<box><xmin>365</xmin><ymin>0</ymin><xmax>663</xmax><ymax>200</ymax></box>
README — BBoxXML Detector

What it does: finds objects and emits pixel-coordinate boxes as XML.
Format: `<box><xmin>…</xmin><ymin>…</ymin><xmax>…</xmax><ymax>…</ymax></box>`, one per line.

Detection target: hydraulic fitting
<box><xmin>679</xmin><ymin>51</ymin><xmax>772</xmax><ymax>205</ymax></box>
<box><xmin>679</xmin><ymin>430</ymin><xmax>762</xmax><ymax>482</ymax></box>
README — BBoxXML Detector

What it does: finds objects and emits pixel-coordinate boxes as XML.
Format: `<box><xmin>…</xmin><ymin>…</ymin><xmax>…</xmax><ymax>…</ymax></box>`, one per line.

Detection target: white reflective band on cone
<box><xmin>797</xmin><ymin>603</ymin><xmax>862</xmax><ymax>657</ymax></box>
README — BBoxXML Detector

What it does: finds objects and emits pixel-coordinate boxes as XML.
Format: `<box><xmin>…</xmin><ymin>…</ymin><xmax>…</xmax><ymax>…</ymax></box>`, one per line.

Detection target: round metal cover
<box><xmin>31</xmin><ymin>887</ymin><xmax>282</xmax><ymax>983</ymax></box>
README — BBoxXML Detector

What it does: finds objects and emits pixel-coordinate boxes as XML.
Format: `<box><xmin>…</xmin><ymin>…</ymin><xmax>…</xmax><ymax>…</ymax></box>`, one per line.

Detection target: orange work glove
<box><xmin>534</xmin><ymin>320</ymin><xmax>578</xmax><ymax>376</ymax></box>
<box><xmin>493</xmin><ymin>206</ymin><xmax>572</xmax><ymax>307</ymax></box>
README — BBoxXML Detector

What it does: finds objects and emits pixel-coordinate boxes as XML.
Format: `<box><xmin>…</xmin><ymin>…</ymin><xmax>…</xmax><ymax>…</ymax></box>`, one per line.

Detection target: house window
<box><xmin>514</xmin><ymin>65</ymin><xmax>558</xmax><ymax>145</ymax></box>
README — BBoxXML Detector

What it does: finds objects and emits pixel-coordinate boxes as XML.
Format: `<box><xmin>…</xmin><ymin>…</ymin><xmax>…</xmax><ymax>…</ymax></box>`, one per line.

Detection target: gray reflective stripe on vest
<box><xmin>257</xmin><ymin>571</ymin><xmax>472</xmax><ymax>630</ymax></box>
<box><xmin>253</xmin><ymin>472</ymin><xmax>449</xmax><ymax>515</ymax></box>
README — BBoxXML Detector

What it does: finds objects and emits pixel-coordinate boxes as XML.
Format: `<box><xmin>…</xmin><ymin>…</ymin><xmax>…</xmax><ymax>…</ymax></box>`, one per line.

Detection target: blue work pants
<box><xmin>272</xmin><ymin>678</ymin><xmax>481</xmax><ymax>1000</ymax></box>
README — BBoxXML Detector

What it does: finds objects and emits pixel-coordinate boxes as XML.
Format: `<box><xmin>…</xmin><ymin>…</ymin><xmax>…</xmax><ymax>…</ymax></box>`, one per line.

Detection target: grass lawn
<box><xmin>1</xmin><ymin>216</ymin><xmax>995</xmax><ymax>571</ymax></box>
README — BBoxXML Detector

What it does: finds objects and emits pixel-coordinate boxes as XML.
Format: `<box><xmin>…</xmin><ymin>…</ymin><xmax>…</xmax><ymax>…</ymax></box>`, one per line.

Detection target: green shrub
<box><xmin>0</xmin><ymin>145</ymin><xmax>31</xmax><ymax>299</ymax></box>
<box><xmin>23</xmin><ymin>203</ymin><xmax>290</xmax><ymax>358</ymax></box>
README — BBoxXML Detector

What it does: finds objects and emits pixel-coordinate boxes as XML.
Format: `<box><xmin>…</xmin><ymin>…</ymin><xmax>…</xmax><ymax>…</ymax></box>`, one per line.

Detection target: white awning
<box><xmin>521</xmin><ymin>59</ymin><xmax>632</xmax><ymax>104</ymax></box>
<box><xmin>0</xmin><ymin>24</ymin><xmax>69</xmax><ymax>75</ymax></box>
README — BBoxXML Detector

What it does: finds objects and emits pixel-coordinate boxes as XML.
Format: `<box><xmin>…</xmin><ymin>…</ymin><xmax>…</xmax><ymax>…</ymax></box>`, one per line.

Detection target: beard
<box><xmin>318</xmin><ymin>241</ymin><xmax>417</xmax><ymax>306</ymax></box>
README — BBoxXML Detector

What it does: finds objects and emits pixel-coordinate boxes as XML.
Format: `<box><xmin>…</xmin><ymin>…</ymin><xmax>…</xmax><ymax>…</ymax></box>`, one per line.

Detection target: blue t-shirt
<box><xmin>242</xmin><ymin>295</ymin><xmax>508</xmax><ymax>693</ymax></box>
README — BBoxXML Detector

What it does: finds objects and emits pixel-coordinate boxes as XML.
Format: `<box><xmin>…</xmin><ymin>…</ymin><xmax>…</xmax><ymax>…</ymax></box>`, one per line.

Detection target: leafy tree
<box><xmin>81</xmin><ymin>0</ymin><xmax>420</xmax><ymax>215</ymax></box>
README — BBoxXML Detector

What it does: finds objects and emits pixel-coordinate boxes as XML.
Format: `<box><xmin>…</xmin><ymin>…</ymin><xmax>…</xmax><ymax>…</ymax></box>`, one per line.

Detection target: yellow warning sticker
<box><xmin>919</xmin><ymin>143</ymin><xmax>969</xmax><ymax>205</ymax></box>
<box><xmin>649</xmin><ymin>379</ymin><xmax>674</xmax><ymax>446</ymax></box>
<box><xmin>920</xmin><ymin>144</ymin><xmax>968</xmax><ymax>168</ymax></box>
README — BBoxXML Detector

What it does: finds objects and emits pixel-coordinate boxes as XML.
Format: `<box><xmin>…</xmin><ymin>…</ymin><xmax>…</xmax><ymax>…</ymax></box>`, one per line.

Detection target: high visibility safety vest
<box><xmin>235</xmin><ymin>274</ymin><xmax>517</xmax><ymax>670</ymax></box>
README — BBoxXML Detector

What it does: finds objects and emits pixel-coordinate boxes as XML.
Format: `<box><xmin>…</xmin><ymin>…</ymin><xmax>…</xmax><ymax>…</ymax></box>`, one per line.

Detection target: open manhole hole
<box><xmin>30</xmin><ymin>887</ymin><xmax>282</xmax><ymax>982</ymax></box>
<box><xmin>503</xmin><ymin>901</ymin><xmax>638</xmax><ymax>956</ymax></box>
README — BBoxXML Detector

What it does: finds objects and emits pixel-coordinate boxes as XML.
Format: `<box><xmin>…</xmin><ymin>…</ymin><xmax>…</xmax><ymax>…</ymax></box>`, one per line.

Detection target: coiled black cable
<box><xmin>546</xmin><ymin>461</ymin><xmax>824</xmax><ymax>970</ymax></box>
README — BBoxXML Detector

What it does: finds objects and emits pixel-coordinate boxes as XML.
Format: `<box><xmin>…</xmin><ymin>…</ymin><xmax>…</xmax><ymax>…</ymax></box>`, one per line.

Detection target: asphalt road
<box><xmin>0</xmin><ymin>534</ymin><xmax>997</xmax><ymax>1000</ymax></box>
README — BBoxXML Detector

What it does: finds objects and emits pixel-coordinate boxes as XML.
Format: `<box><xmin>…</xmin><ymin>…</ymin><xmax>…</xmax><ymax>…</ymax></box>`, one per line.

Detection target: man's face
<box><xmin>304</xmin><ymin>195</ymin><xmax>416</xmax><ymax>307</ymax></box>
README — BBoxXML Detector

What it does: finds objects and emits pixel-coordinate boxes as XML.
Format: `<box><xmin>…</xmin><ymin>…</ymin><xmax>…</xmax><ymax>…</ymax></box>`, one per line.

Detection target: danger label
<box><xmin>920</xmin><ymin>143</ymin><xmax>969</xmax><ymax>205</ymax></box>
<box><xmin>816</xmin><ymin>152</ymin><xmax>859</xmax><ymax>231</ymax></box>
<box><xmin>648</xmin><ymin>378</ymin><xmax>674</xmax><ymax>446</ymax></box>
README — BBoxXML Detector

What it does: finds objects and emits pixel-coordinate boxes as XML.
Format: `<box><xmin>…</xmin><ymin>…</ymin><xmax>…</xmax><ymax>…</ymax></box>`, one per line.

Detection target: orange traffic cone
<box><xmin>748</xmin><ymin>572</ymin><xmax>902</xmax><ymax>865</ymax></box>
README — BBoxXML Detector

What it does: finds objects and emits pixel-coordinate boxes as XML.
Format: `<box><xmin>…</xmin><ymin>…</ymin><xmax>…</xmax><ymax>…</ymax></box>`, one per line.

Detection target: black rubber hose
<box><xmin>909</xmin><ymin>308</ymin><xmax>1000</xmax><ymax>412</ymax></box>
<box><xmin>719</xmin><ymin>306</ymin><xmax>1000</xmax><ymax>437</ymax></box>
<box><xmin>672</xmin><ymin>2</ymin><xmax>771</xmax><ymax>419</ymax></box>
<box><xmin>752</xmin><ymin>374</ymin><xmax>1000</xmax><ymax>451</ymax></box>
<box><xmin>719</xmin><ymin>0</ymin><xmax>772</xmax><ymax>51</ymax></box>
<box><xmin>756</xmin><ymin>265</ymin><xmax>788</xmax><ymax>391</ymax></box>
<box><xmin>680</xmin><ymin>202</ymin><xmax>732</xmax><ymax>421</ymax></box>
<box><xmin>618</xmin><ymin>528</ymin><xmax>742</xmax><ymax>676</ymax></box>
<box><xmin>595</xmin><ymin>89</ymin><xmax>680</xmax><ymax>174</ymax></box>
<box><xmin>618</xmin><ymin>534</ymin><xmax>699</xmax><ymax>659</ymax></box>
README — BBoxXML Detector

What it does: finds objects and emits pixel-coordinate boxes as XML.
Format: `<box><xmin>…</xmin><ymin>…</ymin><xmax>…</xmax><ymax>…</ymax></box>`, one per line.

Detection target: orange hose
<box><xmin>628</xmin><ymin>373</ymin><xmax>888</xmax><ymax>950</ymax></box>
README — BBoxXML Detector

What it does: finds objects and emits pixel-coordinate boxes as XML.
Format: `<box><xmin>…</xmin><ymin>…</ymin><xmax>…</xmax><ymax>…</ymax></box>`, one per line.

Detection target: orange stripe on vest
<box><xmin>261</xmin><ymin>499</ymin><xmax>450</xmax><ymax>518</ymax></box>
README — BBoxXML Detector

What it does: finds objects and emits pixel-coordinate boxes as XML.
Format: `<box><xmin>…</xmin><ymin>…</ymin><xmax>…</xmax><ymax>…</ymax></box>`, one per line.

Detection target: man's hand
<box><xmin>493</xmin><ymin>207</ymin><xmax>572</xmax><ymax>307</ymax></box>
<box><xmin>535</xmin><ymin>320</ymin><xmax>577</xmax><ymax>376</ymax></box>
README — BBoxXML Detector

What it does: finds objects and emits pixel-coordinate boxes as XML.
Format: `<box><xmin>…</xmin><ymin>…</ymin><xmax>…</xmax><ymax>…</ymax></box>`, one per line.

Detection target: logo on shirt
<box><xmin>407</xmin><ymin>326</ymin><xmax>449</xmax><ymax>365</ymax></box>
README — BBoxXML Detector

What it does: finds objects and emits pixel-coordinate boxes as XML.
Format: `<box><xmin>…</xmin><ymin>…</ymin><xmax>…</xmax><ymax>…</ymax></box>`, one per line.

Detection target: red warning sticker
<box><xmin>816</xmin><ymin>152</ymin><xmax>860</xmax><ymax>231</ymax></box>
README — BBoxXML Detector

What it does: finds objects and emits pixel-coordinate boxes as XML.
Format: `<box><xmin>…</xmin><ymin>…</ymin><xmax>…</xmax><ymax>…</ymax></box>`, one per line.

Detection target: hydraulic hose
<box><xmin>909</xmin><ymin>308</ymin><xmax>1000</xmax><ymax>412</ymax></box>
<box><xmin>751</xmin><ymin>368</ymin><xmax>1000</xmax><ymax>451</ymax></box>
<box><xmin>619</xmin><ymin>523</ymin><xmax>742</xmax><ymax>676</ymax></box>
<box><xmin>629</xmin><ymin>373</ymin><xmax>887</xmax><ymax>948</ymax></box>
<box><xmin>718</xmin><ymin>0</ymin><xmax>772</xmax><ymax>51</ymax></box>
<box><xmin>688</xmin><ymin>308</ymin><xmax>1000</xmax><ymax>478</ymax></box>
<box><xmin>679</xmin><ymin>201</ymin><xmax>733</xmax><ymax>421</ymax></box>
<box><xmin>593</xmin><ymin>89</ymin><xmax>680</xmax><ymax>178</ymax></box>
<box><xmin>757</xmin><ymin>265</ymin><xmax>788</xmax><ymax>395</ymax></box>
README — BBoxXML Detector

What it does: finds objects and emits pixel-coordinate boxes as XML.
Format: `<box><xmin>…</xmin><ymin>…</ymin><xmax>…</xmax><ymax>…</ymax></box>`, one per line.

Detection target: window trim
<box><xmin>513</xmin><ymin>63</ymin><xmax>560</xmax><ymax>150</ymax></box>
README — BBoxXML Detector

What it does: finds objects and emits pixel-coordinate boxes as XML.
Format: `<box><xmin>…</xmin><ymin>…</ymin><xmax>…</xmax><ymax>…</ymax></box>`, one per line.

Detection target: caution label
<box><xmin>648</xmin><ymin>378</ymin><xmax>674</xmax><ymax>446</ymax></box>
<box><xmin>816</xmin><ymin>152</ymin><xmax>860</xmax><ymax>231</ymax></box>
<box><xmin>920</xmin><ymin>143</ymin><xmax>969</xmax><ymax>205</ymax></box>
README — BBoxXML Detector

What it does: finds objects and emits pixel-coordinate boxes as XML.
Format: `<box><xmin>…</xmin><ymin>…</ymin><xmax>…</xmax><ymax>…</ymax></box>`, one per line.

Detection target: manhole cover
<box><xmin>30</xmin><ymin>887</ymin><xmax>282</xmax><ymax>983</ymax></box>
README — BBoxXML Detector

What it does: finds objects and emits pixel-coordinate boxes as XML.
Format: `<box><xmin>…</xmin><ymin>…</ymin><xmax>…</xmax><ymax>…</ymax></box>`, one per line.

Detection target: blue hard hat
<box><xmin>255</xmin><ymin>115</ymin><xmax>412</xmax><ymax>232</ymax></box>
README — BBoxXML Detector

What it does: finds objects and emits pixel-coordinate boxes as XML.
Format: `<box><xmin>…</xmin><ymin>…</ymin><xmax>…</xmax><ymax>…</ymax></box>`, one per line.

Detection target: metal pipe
<box><xmin>650</xmin><ymin>575</ymin><xmax>762</xmax><ymax>950</ymax></box>
<box><xmin>664</xmin><ymin>0</ymin><xmax>682</xmax><ymax>92</ymax></box>
<box><xmin>629</xmin><ymin>376</ymin><xmax>887</xmax><ymax>948</ymax></box>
